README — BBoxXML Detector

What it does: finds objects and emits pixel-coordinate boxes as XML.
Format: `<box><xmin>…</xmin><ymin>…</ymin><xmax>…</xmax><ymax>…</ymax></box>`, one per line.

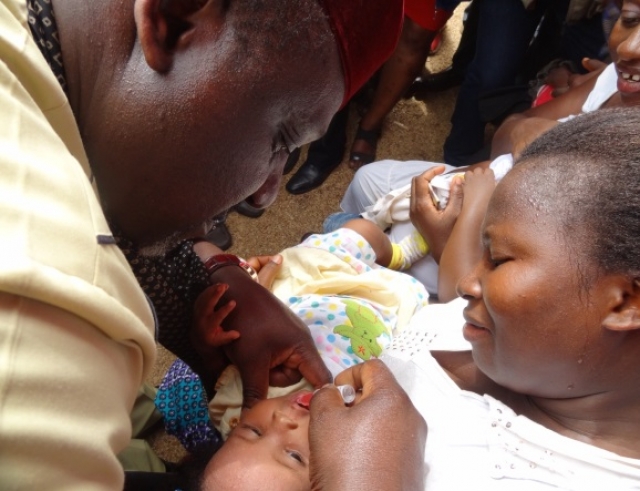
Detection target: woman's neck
<box><xmin>515</xmin><ymin>390</ymin><xmax>640</xmax><ymax>459</ymax></box>
<box><xmin>433</xmin><ymin>350</ymin><xmax>640</xmax><ymax>459</ymax></box>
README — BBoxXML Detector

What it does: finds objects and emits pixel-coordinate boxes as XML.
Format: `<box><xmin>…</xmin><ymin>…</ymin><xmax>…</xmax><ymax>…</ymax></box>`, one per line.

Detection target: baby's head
<box><xmin>199</xmin><ymin>391</ymin><xmax>313</xmax><ymax>491</ymax></box>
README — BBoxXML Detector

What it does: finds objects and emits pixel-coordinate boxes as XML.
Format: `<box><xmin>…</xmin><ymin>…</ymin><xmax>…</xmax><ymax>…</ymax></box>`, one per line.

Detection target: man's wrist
<box><xmin>203</xmin><ymin>254</ymin><xmax>258</xmax><ymax>282</ymax></box>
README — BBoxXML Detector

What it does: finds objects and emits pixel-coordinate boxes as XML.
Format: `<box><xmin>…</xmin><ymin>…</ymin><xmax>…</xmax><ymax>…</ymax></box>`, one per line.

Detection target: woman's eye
<box><xmin>487</xmin><ymin>255</ymin><xmax>509</xmax><ymax>268</ymax></box>
<box><xmin>620</xmin><ymin>11</ymin><xmax>640</xmax><ymax>28</ymax></box>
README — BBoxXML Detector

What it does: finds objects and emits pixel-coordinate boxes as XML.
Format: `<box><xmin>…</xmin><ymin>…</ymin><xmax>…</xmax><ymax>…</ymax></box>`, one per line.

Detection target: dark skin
<box><xmin>54</xmin><ymin>0</ymin><xmax>344</xmax><ymax>247</ymax></box>
<box><xmin>310</xmin><ymin>361</ymin><xmax>427</xmax><ymax>491</ymax></box>
<box><xmin>436</xmin><ymin>167</ymin><xmax>640</xmax><ymax>459</ymax></box>
<box><xmin>350</xmin><ymin>16</ymin><xmax>437</xmax><ymax>169</ymax></box>
<box><xmin>492</xmin><ymin>0</ymin><xmax>640</xmax><ymax>159</ymax></box>
<box><xmin>191</xmin><ymin>218</ymin><xmax>416</xmax><ymax>404</ymax></box>
<box><xmin>409</xmin><ymin>164</ymin><xmax>496</xmax><ymax>302</ymax></box>
<box><xmin>52</xmin><ymin>0</ymin><xmax>344</xmax><ymax>407</ymax></box>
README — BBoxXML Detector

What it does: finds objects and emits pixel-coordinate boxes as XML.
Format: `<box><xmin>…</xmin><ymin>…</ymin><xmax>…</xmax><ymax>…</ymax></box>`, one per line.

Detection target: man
<box><xmin>0</xmin><ymin>0</ymin><xmax>426</xmax><ymax>490</ymax></box>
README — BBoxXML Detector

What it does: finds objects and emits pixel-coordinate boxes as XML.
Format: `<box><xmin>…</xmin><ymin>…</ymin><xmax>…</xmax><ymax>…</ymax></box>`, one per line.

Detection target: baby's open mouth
<box><xmin>295</xmin><ymin>392</ymin><xmax>313</xmax><ymax>410</ymax></box>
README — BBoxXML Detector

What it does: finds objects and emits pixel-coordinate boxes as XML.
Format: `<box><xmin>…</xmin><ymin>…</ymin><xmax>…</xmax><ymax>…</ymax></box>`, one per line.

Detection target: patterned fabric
<box><xmin>26</xmin><ymin>0</ymin><xmax>68</xmax><ymax>93</ymax></box>
<box><xmin>155</xmin><ymin>359</ymin><xmax>221</xmax><ymax>453</ymax></box>
<box><xmin>114</xmin><ymin>232</ymin><xmax>212</xmax><ymax>379</ymax></box>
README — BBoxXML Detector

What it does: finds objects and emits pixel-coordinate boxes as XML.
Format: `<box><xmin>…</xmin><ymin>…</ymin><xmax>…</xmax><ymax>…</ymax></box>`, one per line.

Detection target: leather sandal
<box><xmin>348</xmin><ymin>125</ymin><xmax>380</xmax><ymax>170</ymax></box>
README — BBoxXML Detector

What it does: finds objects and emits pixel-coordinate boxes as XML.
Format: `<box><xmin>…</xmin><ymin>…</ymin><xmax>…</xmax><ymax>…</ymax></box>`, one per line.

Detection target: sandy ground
<box><xmin>148</xmin><ymin>3</ymin><xmax>469</xmax><ymax>463</ymax></box>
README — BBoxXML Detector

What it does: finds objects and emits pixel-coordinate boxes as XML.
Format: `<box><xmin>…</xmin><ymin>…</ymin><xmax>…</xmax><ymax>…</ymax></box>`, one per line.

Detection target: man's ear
<box><xmin>602</xmin><ymin>277</ymin><xmax>640</xmax><ymax>332</ymax></box>
<box><xmin>134</xmin><ymin>0</ymin><xmax>207</xmax><ymax>73</ymax></box>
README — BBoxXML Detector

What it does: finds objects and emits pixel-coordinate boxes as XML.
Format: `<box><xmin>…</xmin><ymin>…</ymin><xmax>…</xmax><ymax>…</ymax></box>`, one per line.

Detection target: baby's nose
<box><xmin>273</xmin><ymin>410</ymin><xmax>298</xmax><ymax>429</ymax></box>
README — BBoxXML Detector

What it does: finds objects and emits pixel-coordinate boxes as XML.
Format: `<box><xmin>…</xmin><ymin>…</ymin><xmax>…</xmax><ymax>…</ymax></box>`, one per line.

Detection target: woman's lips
<box><xmin>462</xmin><ymin>322</ymin><xmax>491</xmax><ymax>342</ymax></box>
<box><xmin>617</xmin><ymin>67</ymin><xmax>640</xmax><ymax>95</ymax></box>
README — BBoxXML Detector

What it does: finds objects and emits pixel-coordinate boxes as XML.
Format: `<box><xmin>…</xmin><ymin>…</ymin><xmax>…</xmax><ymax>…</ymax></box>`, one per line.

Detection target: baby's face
<box><xmin>202</xmin><ymin>391</ymin><xmax>313</xmax><ymax>491</ymax></box>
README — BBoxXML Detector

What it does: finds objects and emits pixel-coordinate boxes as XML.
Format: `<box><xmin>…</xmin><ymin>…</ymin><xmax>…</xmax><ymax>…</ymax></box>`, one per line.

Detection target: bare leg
<box><xmin>342</xmin><ymin>219</ymin><xmax>394</xmax><ymax>267</ymax></box>
<box><xmin>349</xmin><ymin>17</ymin><xmax>436</xmax><ymax>169</ymax></box>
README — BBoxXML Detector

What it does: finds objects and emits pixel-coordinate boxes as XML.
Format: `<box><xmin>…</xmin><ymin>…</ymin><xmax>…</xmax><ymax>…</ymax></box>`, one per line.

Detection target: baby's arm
<box><xmin>193</xmin><ymin>283</ymin><xmax>240</xmax><ymax>348</ymax></box>
<box><xmin>437</xmin><ymin>168</ymin><xmax>496</xmax><ymax>302</ymax></box>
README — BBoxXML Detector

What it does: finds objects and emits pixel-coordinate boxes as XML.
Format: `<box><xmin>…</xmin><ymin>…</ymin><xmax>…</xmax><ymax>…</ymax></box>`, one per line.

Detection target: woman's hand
<box><xmin>410</xmin><ymin>165</ymin><xmax>464</xmax><ymax>263</ymax></box>
<box><xmin>309</xmin><ymin>360</ymin><xmax>427</xmax><ymax>491</ymax></box>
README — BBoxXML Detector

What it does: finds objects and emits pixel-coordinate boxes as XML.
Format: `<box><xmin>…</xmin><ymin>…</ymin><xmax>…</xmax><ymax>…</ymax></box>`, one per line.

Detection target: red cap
<box><xmin>319</xmin><ymin>0</ymin><xmax>404</xmax><ymax>106</ymax></box>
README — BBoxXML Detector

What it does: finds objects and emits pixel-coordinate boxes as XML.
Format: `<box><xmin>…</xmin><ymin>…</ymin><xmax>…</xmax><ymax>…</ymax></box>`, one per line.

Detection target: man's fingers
<box><xmin>234</xmin><ymin>354</ymin><xmax>270</xmax><ymax>409</ymax></box>
<box><xmin>269</xmin><ymin>366</ymin><xmax>303</xmax><ymax>387</ymax></box>
<box><xmin>256</xmin><ymin>254</ymin><xmax>283</xmax><ymax>289</ymax></box>
<box><xmin>310</xmin><ymin>384</ymin><xmax>349</xmax><ymax>413</ymax></box>
<box><xmin>295</xmin><ymin>346</ymin><xmax>333</xmax><ymax>389</ymax></box>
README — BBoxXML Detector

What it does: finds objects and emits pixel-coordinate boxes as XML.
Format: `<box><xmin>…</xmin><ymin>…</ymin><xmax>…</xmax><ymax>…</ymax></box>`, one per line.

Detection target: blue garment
<box><xmin>154</xmin><ymin>359</ymin><xmax>221</xmax><ymax>453</ymax></box>
<box><xmin>443</xmin><ymin>0</ymin><xmax>544</xmax><ymax>166</ymax></box>
<box><xmin>323</xmin><ymin>212</ymin><xmax>361</xmax><ymax>233</ymax></box>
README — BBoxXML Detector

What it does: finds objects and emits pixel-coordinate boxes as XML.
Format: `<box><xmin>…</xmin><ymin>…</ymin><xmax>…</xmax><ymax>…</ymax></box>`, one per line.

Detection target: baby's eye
<box><xmin>287</xmin><ymin>450</ymin><xmax>305</xmax><ymax>465</ymax></box>
<box><xmin>240</xmin><ymin>424</ymin><xmax>262</xmax><ymax>437</ymax></box>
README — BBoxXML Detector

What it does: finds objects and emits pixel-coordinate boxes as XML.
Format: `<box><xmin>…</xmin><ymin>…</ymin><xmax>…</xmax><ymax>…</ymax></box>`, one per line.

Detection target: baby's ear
<box><xmin>602</xmin><ymin>277</ymin><xmax>640</xmax><ymax>332</ymax></box>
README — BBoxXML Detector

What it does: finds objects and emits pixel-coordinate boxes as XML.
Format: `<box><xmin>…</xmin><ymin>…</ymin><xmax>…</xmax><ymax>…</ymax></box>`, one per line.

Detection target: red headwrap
<box><xmin>319</xmin><ymin>0</ymin><xmax>404</xmax><ymax>106</ymax></box>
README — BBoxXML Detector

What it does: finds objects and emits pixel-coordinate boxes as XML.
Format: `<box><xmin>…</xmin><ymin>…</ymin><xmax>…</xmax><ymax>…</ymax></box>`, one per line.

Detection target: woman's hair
<box><xmin>514</xmin><ymin>107</ymin><xmax>640</xmax><ymax>279</ymax></box>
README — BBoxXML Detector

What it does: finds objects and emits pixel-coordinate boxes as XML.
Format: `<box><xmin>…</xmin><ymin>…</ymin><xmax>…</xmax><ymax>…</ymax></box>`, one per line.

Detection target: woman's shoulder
<box><xmin>431</xmin><ymin>350</ymin><xmax>515</xmax><ymax>401</ymax></box>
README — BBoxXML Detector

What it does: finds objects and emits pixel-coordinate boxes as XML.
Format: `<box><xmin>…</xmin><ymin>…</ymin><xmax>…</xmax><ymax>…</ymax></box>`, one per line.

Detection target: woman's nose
<box><xmin>456</xmin><ymin>261</ymin><xmax>483</xmax><ymax>300</ymax></box>
<box><xmin>617</xmin><ymin>25</ymin><xmax>640</xmax><ymax>61</ymax></box>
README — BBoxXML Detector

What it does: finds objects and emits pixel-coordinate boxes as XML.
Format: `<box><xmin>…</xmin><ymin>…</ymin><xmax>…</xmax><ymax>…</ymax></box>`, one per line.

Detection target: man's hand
<box><xmin>205</xmin><ymin>265</ymin><xmax>332</xmax><ymax>408</ymax></box>
<box><xmin>410</xmin><ymin>165</ymin><xmax>464</xmax><ymax>263</ymax></box>
<box><xmin>309</xmin><ymin>360</ymin><xmax>427</xmax><ymax>491</ymax></box>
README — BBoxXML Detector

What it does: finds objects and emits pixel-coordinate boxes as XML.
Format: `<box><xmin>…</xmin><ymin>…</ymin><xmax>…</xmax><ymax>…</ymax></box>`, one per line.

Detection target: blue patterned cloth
<box><xmin>155</xmin><ymin>359</ymin><xmax>221</xmax><ymax>453</ymax></box>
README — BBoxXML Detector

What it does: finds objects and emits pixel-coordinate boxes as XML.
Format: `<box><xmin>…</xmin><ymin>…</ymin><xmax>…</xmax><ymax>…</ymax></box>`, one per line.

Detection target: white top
<box><xmin>382</xmin><ymin>315</ymin><xmax>640</xmax><ymax>490</ymax></box>
<box><xmin>558</xmin><ymin>62</ymin><xmax>618</xmax><ymax>123</ymax></box>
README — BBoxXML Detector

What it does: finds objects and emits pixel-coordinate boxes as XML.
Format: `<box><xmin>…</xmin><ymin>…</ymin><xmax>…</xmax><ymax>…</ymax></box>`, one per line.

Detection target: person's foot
<box><xmin>233</xmin><ymin>200</ymin><xmax>265</xmax><ymax>218</ymax></box>
<box><xmin>204</xmin><ymin>222</ymin><xmax>232</xmax><ymax>250</ymax></box>
<box><xmin>286</xmin><ymin>159</ymin><xmax>339</xmax><ymax>195</ymax></box>
<box><xmin>348</xmin><ymin>125</ymin><xmax>380</xmax><ymax>170</ymax></box>
<box><xmin>412</xmin><ymin>66</ymin><xmax>464</xmax><ymax>99</ymax></box>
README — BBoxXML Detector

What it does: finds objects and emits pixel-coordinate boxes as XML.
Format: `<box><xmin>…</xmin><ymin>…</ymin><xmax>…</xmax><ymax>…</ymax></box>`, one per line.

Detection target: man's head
<box><xmin>56</xmin><ymin>0</ymin><xmax>402</xmax><ymax>250</ymax></box>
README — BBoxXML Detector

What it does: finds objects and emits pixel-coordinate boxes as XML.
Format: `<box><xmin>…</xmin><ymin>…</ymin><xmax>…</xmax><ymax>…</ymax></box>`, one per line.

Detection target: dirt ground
<box><xmin>148</xmin><ymin>3</ymin><xmax>469</xmax><ymax>462</ymax></box>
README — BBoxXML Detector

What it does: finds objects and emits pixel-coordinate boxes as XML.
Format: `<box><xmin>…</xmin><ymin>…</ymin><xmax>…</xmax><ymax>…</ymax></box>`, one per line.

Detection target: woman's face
<box><xmin>457</xmin><ymin>168</ymin><xmax>618</xmax><ymax>398</ymax></box>
<box><xmin>610</xmin><ymin>0</ymin><xmax>640</xmax><ymax>106</ymax></box>
<box><xmin>202</xmin><ymin>391</ymin><xmax>312</xmax><ymax>491</ymax></box>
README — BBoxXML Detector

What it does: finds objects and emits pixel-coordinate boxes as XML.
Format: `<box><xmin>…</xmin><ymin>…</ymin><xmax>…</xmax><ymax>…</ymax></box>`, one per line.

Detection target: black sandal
<box><xmin>349</xmin><ymin>125</ymin><xmax>380</xmax><ymax>170</ymax></box>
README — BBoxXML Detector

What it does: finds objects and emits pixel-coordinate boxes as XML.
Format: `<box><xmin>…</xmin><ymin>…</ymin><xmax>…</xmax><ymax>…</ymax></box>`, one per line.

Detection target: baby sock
<box><xmin>388</xmin><ymin>231</ymin><xmax>429</xmax><ymax>270</ymax></box>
